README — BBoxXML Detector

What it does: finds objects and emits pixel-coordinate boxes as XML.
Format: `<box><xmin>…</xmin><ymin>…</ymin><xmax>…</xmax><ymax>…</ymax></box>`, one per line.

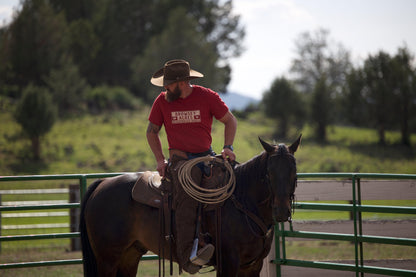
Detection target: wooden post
<box><xmin>69</xmin><ymin>184</ymin><xmax>81</xmax><ymax>251</ymax></box>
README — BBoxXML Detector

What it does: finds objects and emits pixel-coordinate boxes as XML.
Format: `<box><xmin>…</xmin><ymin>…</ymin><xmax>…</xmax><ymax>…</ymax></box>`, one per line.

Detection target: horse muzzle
<box><xmin>273</xmin><ymin>206</ymin><xmax>292</xmax><ymax>222</ymax></box>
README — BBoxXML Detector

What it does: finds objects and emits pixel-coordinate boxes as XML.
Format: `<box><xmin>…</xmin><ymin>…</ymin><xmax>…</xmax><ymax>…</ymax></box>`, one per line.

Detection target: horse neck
<box><xmin>234</xmin><ymin>152</ymin><xmax>273</xmax><ymax>224</ymax></box>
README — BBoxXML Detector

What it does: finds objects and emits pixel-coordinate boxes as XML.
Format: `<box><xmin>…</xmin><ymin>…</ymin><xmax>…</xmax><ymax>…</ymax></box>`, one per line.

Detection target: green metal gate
<box><xmin>274</xmin><ymin>173</ymin><xmax>416</xmax><ymax>277</ymax></box>
<box><xmin>0</xmin><ymin>173</ymin><xmax>158</xmax><ymax>270</ymax></box>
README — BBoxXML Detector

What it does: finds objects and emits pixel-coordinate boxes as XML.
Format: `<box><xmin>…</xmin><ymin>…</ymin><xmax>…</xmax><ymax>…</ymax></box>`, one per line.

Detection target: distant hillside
<box><xmin>219</xmin><ymin>92</ymin><xmax>259</xmax><ymax>111</ymax></box>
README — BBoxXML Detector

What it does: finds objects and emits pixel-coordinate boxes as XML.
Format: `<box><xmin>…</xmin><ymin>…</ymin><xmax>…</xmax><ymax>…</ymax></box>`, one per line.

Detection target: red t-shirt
<box><xmin>148</xmin><ymin>85</ymin><xmax>229</xmax><ymax>153</ymax></box>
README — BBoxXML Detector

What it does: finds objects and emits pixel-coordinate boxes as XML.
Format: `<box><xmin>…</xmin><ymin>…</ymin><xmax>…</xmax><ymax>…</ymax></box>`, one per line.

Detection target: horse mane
<box><xmin>233</xmin><ymin>151</ymin><xmax>268</xmax><ymax>199</ymax></box>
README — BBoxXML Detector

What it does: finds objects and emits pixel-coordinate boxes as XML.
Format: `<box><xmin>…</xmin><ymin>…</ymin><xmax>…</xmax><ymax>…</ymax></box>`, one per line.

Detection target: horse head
<box><xmin>259</xmin><ymin>135</ymin><xmax>301</xmax><ymax>222</ymax></box>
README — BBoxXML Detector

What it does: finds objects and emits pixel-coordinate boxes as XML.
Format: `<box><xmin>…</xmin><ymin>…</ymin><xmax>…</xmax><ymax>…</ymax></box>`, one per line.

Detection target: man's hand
<box><xmin>221</xmin><ymin>147</ymin><xmax>236</xmax><ymax>162</ymax></box>
<box><xmin>157</xmin><ymin>159</ymin><xmax>168</xmax><ymax>177</ymax></box>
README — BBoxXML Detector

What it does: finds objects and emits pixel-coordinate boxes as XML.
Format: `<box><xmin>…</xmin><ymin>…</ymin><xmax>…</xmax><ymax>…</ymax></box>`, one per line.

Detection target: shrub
<box><xmin>14</xmin><ymin>84</ymin><xmax>57</xmax><ymax>160</ymax></box>
<box><xmin>85</xmin><ymin>86</ymin><xmax>141</xmax><ymax>113</ymax></box>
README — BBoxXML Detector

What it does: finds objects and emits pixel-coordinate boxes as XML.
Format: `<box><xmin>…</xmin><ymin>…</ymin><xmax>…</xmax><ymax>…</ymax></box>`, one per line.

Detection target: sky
<box><xmin>1</xmin><ymin>0</ymin><xmax>415</xmax><ymax>100</ymax></box>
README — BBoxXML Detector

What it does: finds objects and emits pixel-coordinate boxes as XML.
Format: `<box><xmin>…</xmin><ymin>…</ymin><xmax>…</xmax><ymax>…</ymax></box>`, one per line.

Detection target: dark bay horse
<box><xmin>80</xmin><ymin>136</ymin><xmax>301</xmax><ymax>277</ymax></box>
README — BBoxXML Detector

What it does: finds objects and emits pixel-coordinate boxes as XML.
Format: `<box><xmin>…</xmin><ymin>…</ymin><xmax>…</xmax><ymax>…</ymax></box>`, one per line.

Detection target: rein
<box><xmin>230</xmin><ymin>175</ymin><xmax>275</xmax><ymax>270</ymax></box>
<box><xmin>230</xmin><ymin>195</ymin><xmax>270</xmax><ymax>236</ymax></box>
<box><xmin>230</xmin><ymin>173</ymin><xmax>274</xmax><ymax>237</ymax></box>
<box><xmin>230</xmin><ymin>151</ymin><xmax>286</xmax><ymax>238</ymax></box>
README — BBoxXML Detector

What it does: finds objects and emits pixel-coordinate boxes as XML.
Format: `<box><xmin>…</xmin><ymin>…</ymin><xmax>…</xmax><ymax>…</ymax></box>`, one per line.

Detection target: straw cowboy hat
<box><xmin>150</xmin><ymin>59</ymin><xmax>204</xmax><ymax>87</ymax></box>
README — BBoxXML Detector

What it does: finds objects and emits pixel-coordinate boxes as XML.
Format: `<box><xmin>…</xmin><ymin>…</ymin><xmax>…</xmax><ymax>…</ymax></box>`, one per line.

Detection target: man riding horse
<box><xmin>146</xmin><ymin>59</ymin><xmax>238</xmax><ymax>273</ymax></box>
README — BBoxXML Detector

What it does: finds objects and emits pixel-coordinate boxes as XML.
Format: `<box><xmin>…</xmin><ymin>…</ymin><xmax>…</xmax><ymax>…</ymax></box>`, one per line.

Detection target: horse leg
<box><xmin>237</xmin><ymin>259</ymin><xmax>264</xmax><ymax>277</ymax></box>
<box><xmin>217</xmin><ymin>263</ymin><xmax>239</xmax><ymax>277</ymax></box>
<box><xmin>94</xmin><ymin>243</ymin><xmax>146</xmax><ymax>277</ymax></box>
<box><xmin>117</xmin><ymin>241</ymin><xmax>147</xmax><ymax>277</ymax></box>
<box><xmin>96</xmin><ymin>259</ymin><xmax>118</xmax><ymax>277</ymax></box>
<box><xmin>216</xmin><ymin>250</ymin><xmax>240</xmax><ymax>277</ymax></box>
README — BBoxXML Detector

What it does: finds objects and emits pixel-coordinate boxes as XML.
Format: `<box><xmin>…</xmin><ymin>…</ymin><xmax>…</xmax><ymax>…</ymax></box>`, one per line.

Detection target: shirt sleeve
<box><xmin>208</xmin><ymin>89</ymin><xmax>229</xmax><ymax>120</ymax></box>
<box><xmin>148</xmin><ymin>93</ymin><xmax>165</xmax><ymax>126</ymax></box>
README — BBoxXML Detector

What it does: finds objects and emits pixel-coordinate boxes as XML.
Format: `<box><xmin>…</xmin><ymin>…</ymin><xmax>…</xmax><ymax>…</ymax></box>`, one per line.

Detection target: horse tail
<box><xmin>80</xmin><ymin>179</ymin><xmax>102</xmax><ymax>277</ymax></box>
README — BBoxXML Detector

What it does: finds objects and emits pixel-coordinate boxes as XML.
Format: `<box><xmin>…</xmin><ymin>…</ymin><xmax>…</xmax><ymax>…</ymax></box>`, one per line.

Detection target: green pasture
<box><xmin>1</xmin><ymin>110</ymin><xmax>416</xmax><ymax>176</ymax></box>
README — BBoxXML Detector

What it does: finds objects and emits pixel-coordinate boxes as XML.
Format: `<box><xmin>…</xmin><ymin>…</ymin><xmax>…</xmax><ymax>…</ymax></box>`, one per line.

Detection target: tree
<box><xmin>362</xmin><ymin>51</ymin><xmax>395</xmax><ymax>145</ymax></box>
<box><xmin>262</xmin><ymin>77</ymin><xmax>305</xmax><ymax>138</ymax></box>
<box><xmin>49</xmin><ymin>0</ymin><xmax>97</xmax><ymax>22</ymax></box>
<box><xmin>85</xmin><ymin>0</ymin><xmax>156</xmax><ymax>86</ymax></box>
<box><xmin>342</xmin><ymin>68</ymin><xmax>368</xmax><ymax>126</ymax></box>
<box><xmin>88</xmin><ymin>0</ymin><xmax>244</xmax><ymax>90</ymax></box>
<box><xmin>3</xmin><ymin>0</ymin><xmax>68</xmax><ymax>92</ymax></box>
<box><xmin>67</xmin><ymin>19</ymin><xmax>101</xmax><ymax>78</ymax></box>
<box><xmin>131</xmin><ymin>7</ymin><xmax>229</xmax><ymax>102</ymax></box>
<box><xmin>2</xmin><ymin>0</ymin><xmax>245</xmax><ymax>103</ymax></box>
<box><xmin>44</xmin><ymin>57</ymin><xmax>89</xmax><ymax>117</ymax></box>
<box><xmin>311</xmin><ymin>75</ymin><xmax>331</xmax><ymax>140</ymax></box>
<box><xmin>290</xmin><ymin>28</ymin><xmax>351</xmax><ymax>142</ymax></box>
<box><xmin>390</xmin><ymin>46</ymin><xmax>416</xmax><ymax>146</ymax></box>
<box><xmin>14</xmin><ymin>84</ymin><xmax>57</xmax><ymax>160</ymax></box>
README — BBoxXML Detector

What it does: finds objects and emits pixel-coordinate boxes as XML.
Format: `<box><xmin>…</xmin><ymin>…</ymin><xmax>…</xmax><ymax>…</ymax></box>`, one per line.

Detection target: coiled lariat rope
<box><xmin>178</xmin><ymin>156</ymin><xmax>236</xmax><ymax>204</ymax></box>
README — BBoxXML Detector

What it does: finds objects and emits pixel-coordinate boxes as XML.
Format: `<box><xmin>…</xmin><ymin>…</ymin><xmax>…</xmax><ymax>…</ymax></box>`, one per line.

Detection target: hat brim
<box><xmin>150</xmin><ymin>68</ymin><xmax>204</xmax><ymax>87</ymax></box>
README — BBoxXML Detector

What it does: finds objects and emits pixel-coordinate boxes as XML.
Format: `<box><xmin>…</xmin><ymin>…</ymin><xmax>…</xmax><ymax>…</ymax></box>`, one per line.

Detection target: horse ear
<box><xmin>289</xmin><ymin>134</ymin><xmax>302</xmax><ymax>154</ymax></box>
<box><xmin>259</xmin><ymin>137</ymin><xmax>276</xmax><ymax>153</ymax></box>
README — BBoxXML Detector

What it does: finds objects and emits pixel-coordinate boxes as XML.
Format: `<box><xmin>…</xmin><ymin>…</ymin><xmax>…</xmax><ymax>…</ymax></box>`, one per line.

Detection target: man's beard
<box><xmin>165</xmin><ymin>85</ymin><xmax>181</xmax><ymax>102</ymax></box>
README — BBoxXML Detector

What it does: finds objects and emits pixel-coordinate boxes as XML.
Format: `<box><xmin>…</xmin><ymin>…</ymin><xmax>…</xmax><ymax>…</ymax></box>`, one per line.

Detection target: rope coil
<box><xmin>178</xmin><ymin>156</ymin><xmax>236</xmax><ymax>204</ymax></box>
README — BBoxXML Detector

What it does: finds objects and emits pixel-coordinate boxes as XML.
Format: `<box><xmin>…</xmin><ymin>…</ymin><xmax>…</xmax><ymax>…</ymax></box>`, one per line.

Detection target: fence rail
<box><xmin>0</xmin><ymin>188</ymin><xmax>69</xmax><ymax>194</ymax></box>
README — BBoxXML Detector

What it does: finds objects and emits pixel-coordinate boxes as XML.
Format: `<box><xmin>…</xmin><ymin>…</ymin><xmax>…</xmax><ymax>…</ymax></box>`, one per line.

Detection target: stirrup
<box><xmin>190</xmin><ymin>244</ymin><xmax>215</xmax><ymax>266</ymax></box>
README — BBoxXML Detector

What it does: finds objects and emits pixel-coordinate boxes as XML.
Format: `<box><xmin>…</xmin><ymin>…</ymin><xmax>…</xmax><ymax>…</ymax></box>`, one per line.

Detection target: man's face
<box><xmin>165</xmin><ymin>83</ymin><xmax>181</xmax><ymax>102</ymax></box>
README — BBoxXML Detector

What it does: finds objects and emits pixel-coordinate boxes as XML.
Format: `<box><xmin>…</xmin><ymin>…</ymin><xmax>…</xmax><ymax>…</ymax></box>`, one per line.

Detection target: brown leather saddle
<box><xmin>131</xmin><ymin>158</ymin><xmax>232</xmax><ymax>209</ymax></box>
<box><xmin>131</xmin><ymin>171</ymin><xmax>165</xmax><ymax>208</ymax></box>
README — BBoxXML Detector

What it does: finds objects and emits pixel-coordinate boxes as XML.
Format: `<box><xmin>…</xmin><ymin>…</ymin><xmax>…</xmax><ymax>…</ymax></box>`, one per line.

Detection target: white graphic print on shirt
<box><xmin>171</xmin><ymin>110</ymin><xmax>201</xmax><ymax>124</ymax></box>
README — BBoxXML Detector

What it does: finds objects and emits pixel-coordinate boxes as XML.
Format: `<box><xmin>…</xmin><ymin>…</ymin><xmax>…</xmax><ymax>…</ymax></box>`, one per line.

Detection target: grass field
<box><xmin>1</xmin><ymin>110</ymin><xmax>416</xmax><ymax>175</ymax></box>
<box><xmin>1</xmin><ymin>109</ymin><xmax>416</xmax><ymax>276</ymax></box>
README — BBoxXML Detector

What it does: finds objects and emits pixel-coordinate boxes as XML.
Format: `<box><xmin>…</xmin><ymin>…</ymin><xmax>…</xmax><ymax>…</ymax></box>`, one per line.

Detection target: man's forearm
<box><xmin>222</xmin><ymin>112</ymin><xmax>237</xmax><ymax>146</ymax></box>
<box><xmin>146</xmin><ymin>122</ymin><xmax>168</xmax><ymax>176</ymax></box>
<box><xmin>219</xmin><ymin>111</ymin><xmax>237</xmax><ymax>161</ymax></box>
<box><xmin>146</xmin><ymin>123</ymin><xmax>165</xmax><ymax>162</ymax></box>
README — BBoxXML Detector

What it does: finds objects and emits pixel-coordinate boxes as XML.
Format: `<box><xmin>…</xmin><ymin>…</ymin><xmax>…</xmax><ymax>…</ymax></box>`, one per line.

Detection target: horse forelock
<box><xmin>277</xmin><ymin>143</ymin><xmax>289</xmax><ymax>156</ymax></box>
<box><xmin>273</xmin><ymin>144</ymin><xmax>296</xmax><ymax>167</ymax></box>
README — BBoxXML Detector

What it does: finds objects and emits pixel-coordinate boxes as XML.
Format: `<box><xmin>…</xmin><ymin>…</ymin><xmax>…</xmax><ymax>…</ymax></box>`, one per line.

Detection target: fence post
<box><xmin>69</xmin><ymin>184</ymin><xmax>81</xmax><ymax>251</ymax></box>
<box><xmin>349</xmin><ymin>200</ymin><xmax>353</xmax><ymax>220</ymax></box>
